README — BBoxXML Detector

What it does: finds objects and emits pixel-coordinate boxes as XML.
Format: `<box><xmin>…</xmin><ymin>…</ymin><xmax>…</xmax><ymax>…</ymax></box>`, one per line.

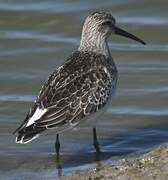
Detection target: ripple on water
<box><xmin>0</xmin><ymin>0</ymin><xmax>168</xmax><ymax>178</ymax></box>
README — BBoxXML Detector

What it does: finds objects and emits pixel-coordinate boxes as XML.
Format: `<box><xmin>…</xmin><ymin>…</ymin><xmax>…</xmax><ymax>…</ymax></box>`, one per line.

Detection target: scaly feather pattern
<box><xmin>15</xmin><ymin>50</ymin><xmax>117</xmax><ymax>144</ymax></box>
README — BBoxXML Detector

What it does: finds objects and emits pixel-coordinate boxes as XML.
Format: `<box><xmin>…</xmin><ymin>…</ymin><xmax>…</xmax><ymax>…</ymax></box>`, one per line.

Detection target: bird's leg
<box><xmin>93</xmin><ymin>127</ymin><xmax>100</xmax><ymax>153</ymax></box>
<box><xmin>55</xmin><ymin>134</ymin><xmax>60</xmax><ymax>158</ymax></box>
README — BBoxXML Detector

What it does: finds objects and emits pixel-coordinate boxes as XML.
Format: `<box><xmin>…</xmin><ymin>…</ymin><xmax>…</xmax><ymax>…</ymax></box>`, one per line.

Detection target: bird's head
<box><xmin>82</xmin><ymin>11</ymin><xmax>146</xmax><ymax>45</ymax></box>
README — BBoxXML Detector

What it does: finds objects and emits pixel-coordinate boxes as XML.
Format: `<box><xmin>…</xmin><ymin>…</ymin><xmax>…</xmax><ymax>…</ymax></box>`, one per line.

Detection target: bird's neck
<box><xmin>78</xmin><ymin>32</ymin><xmax>111</xmax><ymax>57</ymax></box>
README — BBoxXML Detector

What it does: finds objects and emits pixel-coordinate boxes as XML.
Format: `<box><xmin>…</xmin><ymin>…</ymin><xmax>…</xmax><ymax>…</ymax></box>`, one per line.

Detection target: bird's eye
<box><xmin>101</xmin><ymin>21</ymin><xmax>112</xmax><ymax>26</ymax></box>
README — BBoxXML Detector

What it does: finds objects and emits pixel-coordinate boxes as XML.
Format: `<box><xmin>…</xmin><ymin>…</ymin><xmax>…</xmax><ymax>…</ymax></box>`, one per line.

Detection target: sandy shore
<box><xmin>61</xmin><ymin>144</ymin><xmax>168</xmax><ymax>180</ymax></box>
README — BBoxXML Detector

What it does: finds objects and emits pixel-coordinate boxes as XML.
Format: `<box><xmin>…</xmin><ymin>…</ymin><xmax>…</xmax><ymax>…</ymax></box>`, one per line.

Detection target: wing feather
<box><xmin>16</xmin><ymin>51</ymin><xmax>117</xmax><ymax>133</ymax></box>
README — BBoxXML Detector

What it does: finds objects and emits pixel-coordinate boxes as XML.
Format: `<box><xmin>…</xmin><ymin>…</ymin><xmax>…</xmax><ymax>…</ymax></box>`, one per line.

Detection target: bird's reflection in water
<box><xmin>94</xmin><ymin>152</ymin><xmax>103</xmax><ymax>172</ymax></box>
<box><xmin>54</xmin><ymin>151</ymin><xmax>103</xmax><ymax>178</ymax></box>
<box><xmin>55</xmin><ymin>156</ymin><xmax>62</xmax><ymax>177</ymax></box>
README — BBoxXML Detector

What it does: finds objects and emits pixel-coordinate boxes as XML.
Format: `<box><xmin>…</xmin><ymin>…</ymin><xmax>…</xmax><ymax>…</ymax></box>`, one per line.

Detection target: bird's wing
<box><xmin>34</xmin><ymin>67</ymin><xmax>113</xmax><ymax>130</ymax></box>
<box><xmin>16</xmin><ymin>51</ymin><xmax>116</xmax><ymax>132</ymax></box>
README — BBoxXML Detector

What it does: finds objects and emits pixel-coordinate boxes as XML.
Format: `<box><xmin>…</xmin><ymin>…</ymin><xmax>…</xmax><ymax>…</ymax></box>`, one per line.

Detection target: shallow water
<box><xmin>0</xmin><ymin>0</ymin><xmax>168</xmax><ymax>179</ymax></box>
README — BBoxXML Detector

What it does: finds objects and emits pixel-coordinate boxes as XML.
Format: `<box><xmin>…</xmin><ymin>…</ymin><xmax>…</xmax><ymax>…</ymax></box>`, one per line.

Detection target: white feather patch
<box><xmin>26</xmin><ymin>107</ymin><xmax>47</xmax><ymax>127</ymax></box>
<box><xmin>15</xmin><ymin>134</ymin><xmax>39</xmax><ymax>144</ymax></box>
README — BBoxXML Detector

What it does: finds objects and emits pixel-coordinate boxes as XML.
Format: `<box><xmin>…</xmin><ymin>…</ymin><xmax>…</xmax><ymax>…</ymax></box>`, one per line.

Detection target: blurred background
<box><xmin>0</xmin><ymin>0</ymin><xmax>168</xmax><ymax>179</ymax></box>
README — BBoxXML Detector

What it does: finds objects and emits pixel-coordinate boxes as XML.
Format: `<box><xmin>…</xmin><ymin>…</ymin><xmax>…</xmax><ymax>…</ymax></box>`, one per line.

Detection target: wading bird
<box><xmin>14</xmin><ymin>11</ymin><xmax>146</xmax><ymax>157</ymax></box>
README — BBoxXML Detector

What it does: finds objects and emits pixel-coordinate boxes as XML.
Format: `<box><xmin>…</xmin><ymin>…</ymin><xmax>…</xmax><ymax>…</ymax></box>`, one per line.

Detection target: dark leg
<box><xmin>93</xmin><ymin>127</ymin><xmax>100</xmax><ymax>153</ymax></box>
<box><xmin>55</xmin><ymin>134</ymin><xmax>60</xmax><ymax>157</ymax></box>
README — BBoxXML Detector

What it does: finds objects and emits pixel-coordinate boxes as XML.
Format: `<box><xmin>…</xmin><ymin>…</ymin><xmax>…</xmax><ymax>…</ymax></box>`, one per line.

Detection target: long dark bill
<box><xmin>115</xmin><ymin>26</ymin><xmax>146</xmax><ymax>45</ymax></box>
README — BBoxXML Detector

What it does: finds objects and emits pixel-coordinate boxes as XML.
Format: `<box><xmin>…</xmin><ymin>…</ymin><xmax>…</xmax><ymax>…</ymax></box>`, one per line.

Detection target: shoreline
<box><xmin>61</xmin><ymin>144</ymin><xmax>168</xmax><ymax>180</ymax></box>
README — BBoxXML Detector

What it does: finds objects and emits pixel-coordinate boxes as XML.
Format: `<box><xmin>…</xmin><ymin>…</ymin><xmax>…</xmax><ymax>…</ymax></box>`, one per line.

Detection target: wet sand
<box><xmin>61</xmin><ymin>144</ymin><xmax>168</xmax><ymax>180</ymax></box>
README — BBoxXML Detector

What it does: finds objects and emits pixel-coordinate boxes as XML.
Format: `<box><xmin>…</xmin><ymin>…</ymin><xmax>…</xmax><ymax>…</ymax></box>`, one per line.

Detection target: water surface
<box><xmin>0</xmin><ymin>0</ymin><xmax>168</xmax><ymax>179</ymax></box>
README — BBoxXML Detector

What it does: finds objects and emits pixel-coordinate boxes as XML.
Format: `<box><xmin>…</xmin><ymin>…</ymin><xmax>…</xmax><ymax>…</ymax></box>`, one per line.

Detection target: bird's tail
<box><xmin>15</xmin><ymin>125</ymin><xmax>45</xmax><ymax>144</ymax></box>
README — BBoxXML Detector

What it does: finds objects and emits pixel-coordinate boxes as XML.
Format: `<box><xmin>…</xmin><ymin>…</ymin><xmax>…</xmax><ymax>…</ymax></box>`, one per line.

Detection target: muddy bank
<box><xmin>61</xmin><ymin>144</ymin><xmax>168</xmax><ymax>180</ymax></box>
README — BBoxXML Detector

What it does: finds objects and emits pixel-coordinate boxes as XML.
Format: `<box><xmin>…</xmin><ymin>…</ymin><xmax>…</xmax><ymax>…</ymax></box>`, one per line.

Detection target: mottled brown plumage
<box><xmin>15</xmin><ymin>49</ymin><xmax>117</xmax><ymax>143</ymax></box>
<box><xmin>35</xmin><ymin>51</ymin><xmax>117</xmax><ymax>128</ymax></box>
<box><xmin>15</xmin><ymin>11</ymin><xmax>145</xmax><ymax>148</ymax></box>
